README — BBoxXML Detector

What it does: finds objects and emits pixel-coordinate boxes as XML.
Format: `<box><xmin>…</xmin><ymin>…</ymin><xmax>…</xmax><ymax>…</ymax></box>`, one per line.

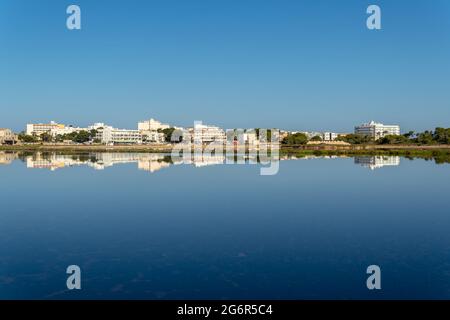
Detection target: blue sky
<box><xmin>1</xmin><ymin>0</ymin><xmax>449</xmax><ymax>132</ymax></box>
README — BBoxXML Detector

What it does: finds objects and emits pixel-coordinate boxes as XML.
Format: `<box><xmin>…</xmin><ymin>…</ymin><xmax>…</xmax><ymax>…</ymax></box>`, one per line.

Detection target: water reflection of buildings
<box><xmin>0</xmin><ymin>152</ymin><xmax>19</xmax><ymax>165</ymax></box>
<box><xmin>6</xmin><ymin>152</ymin><xmax>403</xmax><ymax>172</ymax></box>
<box><xmin>354</xmin><ymin>156</ymin><xmax>400</xmax><ymax>170</ymax></box>
<box><xmin>22</xmin><ymin>152</ymin><xmax>234</xmax><ymax>173</ymax></box>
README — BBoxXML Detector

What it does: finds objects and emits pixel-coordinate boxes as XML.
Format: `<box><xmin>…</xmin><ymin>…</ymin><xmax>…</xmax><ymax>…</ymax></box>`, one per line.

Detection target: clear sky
<box><xmin>1</xmin><ymin>0</ymin><xmax>449</xmax><ymax>133</ymax></box>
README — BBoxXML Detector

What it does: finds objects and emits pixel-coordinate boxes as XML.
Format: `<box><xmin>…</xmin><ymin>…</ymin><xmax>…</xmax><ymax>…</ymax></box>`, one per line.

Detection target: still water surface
<box><xmin>0</xmin><ymin>152</ymin><xmax>449</xmax><ymax>299</ymax></box>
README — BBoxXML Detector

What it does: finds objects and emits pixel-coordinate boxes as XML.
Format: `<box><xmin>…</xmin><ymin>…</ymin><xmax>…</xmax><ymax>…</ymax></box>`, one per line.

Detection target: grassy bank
<box><xmin>0</xmin><ymin>144</ymin><xmax>174</xmax><ymax>153</ymax></box>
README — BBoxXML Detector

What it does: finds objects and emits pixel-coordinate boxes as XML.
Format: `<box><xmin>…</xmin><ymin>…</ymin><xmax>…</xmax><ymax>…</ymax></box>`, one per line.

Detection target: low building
<box><xmin>355</xmin><ymin>121</ymin><xmax>400</xmax><ymax>140</ymax></box>
<box><xmin>141</xmin><ymin>131</ymin><xmax>166</xmax><ymax>144</ymax></box>
<box><xmin>0</xmin><ymin>129</ymin><xmax>18</xmax><ymax>145</ymax></box>
<box><xmin>322</xmin><ymin>132</ymin><xmax>338</xmax><ymax>141</ymax></box>
<box><xmin>96</xmin><ymin>126</ymin><xmax>142</xmax><ymax>144</ymax></box>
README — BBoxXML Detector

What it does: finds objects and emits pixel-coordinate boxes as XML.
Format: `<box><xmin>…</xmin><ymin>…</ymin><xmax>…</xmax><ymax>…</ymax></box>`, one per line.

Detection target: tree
<box><xmin>73</xmin><ymin>130</ymin><xmax>91</xmax><ymax>143</ymax></box>
<box><xmin>158</xmin><ymin>128</ymin><xmax>182</xmax><ymax>143</ymax></box>
<box><xmin>282</xmin><ymin>133</ymin><xmax>308</xmax><ymax>145</ymax></box>
<box><xmin>310</xmin><ymin>135</ymin><xmax>323</xmax><ymax>142</ymax></box>
<box><xmin>416</xmin><ymin>131</ymin><xmax>435</xmax><ymax>145</ymax></box>
<box><xmin>336</xmin><ymin>134</ymin><xmax>373</xmax><ymax>144</ymax></box>
<box><xmin>40</xmin><ymin>132</ymin><xmax>53</xmax><ymax>143</ymax></box>
<box><xmin>18</xmin><ymin>133</ymin><xmax>38</xmax><ymax>143</ymax></box>
<box><xmin>433</xmin><ymin>127</ymin><xmax>450</xmax><ymax>144</ymax></box>
<box><xmin>378</xmin><ymin>134</ymin><xmax>409</xmax><ymax>145</ymax></box>
<box><xmin>403</xmin><ymin>131</ymin><xmax>415</xmax><ymax>139</ymax></box>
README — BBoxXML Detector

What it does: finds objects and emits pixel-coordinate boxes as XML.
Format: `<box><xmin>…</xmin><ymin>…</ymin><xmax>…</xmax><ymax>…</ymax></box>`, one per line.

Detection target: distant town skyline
<box><xmin>1</xmin><ymin>1</ymin><xmax>450</xmax><ymax>132</ymax></box>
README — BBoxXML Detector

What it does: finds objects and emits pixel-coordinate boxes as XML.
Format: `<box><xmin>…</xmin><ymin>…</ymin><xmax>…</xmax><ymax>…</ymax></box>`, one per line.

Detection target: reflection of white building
<box><xmin>0</xmin><ymin>151</ymin><xmax>18</xmax><ymax>164</ymax></box>
<box><xmin>24</xmin><ymin>152</ymin><xmax>172</xmax><ymax>173</ymax></box>
<box><xmin>138</xmin><ymin>154</ymin><xmax>171</xmax><ymax>172</ymax></box>
<box><xmin>355</xmin><ymin>121</ymin><xmax>400</xmax><ymax>140</ymax></box>
<box><xmin>192</xmin><ymin>154</ymin><xmax>225</xmax><ymax>167</ymax></box>
<box><xmin>354</xmin><ymin>156</ymin><xmax>400</xmax><ymax>170</ymax></box>
<box><xmin>26</xmin><ymin>153</ymin><xmax>87</xmax><ymax>171</ymax></box>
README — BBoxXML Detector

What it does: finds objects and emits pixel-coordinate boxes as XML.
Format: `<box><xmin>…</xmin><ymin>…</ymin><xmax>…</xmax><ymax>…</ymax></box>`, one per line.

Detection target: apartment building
<box><xmin>96</xmin><ymin>126</ymin><xmax>142</xmax><ymax>144</ymax></box>
<box><xmin>192</xmin><ymin>123</ymin><xmax>226</xmax><ymax>144</ymax></box>
<box><xmin>355</xmin><ymin>121</ymin><xmax>400</xmax><ymax>139</ymax></box>
<box><xmin>142</xmin><ymin>131</ymin><xmax>166</xmax><ymax>143</ymax></box>
<box><xmin>322</xmin><ymin>132</ymin><xmax>339</xmax><ymax>141</ymax></box>
<box><xmin>26</xmin><ymin>121</ymin><xmax>65</xmax><ymax>136</ymax></box>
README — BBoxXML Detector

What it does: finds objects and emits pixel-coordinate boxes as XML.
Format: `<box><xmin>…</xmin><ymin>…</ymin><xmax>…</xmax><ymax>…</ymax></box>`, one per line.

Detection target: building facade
<box><xmin>0</xmin><ymin>129</ymin><xmax>17</xmax><ymax>145</ymax></box>
<box><xmin>192</xmin><ymin>123</ymin><xmax>226</xmax><ymax>144</ymax></box>
<box><xmin>96</xmin><ymin>126</ymin><xmax>143</xmax><ymax>144</ymax></box>
<box><xmin>322</xmin><ymin>132</ymin><xmax>339</xmax><ymax>141</ymax></box>
<box><xmin>138</xmin><ymin>118</ymin><xmax>170</xmax><ymax>131</ymax></box>
<box><xmin>141</xmin><ymin>131</ymin><xmax>166</xmax><ymax>143</ymax></box>
<box><xmin>355</xmin><ymin>121</ymin><xmax>400</xmax><ymax>139</ymax></box>
<box><xmin>26</xmin><ymin>121</ymin><xmax>65</xmax><ymax>136</ymax></box>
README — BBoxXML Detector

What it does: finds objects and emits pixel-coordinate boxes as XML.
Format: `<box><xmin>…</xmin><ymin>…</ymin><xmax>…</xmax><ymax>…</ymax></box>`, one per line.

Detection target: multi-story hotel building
<box><xmin>355</xmin><ymin>121</ymin><xmax>400</xmax><ymax>140</ymax></box>
<box><xmin>192</xmin><ymin>123</ymin><xmax>226</xmax><ymax>144</ymax></box>
<box><xmin>26</xmin><ymin>121</ymin><xmax>65</xmax><ymax>136</ymax></box>
<box><xmin>96</xmin><ymin>126</ymin><xmax>143</xmax><ymax>144</ymax></box>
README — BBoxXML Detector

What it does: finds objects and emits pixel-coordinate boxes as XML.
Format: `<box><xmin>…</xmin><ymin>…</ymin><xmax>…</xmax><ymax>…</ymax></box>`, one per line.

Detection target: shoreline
<box><xmin>1</xmin><ymin>143</ymin><xmax>450</xmax><ymax>156</ymax></box>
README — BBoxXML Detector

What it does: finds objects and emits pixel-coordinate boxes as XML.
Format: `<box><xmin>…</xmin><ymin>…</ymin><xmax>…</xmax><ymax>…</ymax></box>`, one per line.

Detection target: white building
<box><xmin>138</xmin><ymin>118</ymin><xmax>170</xmax><ymax>131</ymax></box>
<box><xmin>322</xmin><ymin>132</ymin><xmax>339</xmax><ymax>141</ymax></box>
<box><xmin>88</xmin><ymin>123</ymin><xmax>107</xmax><ymax>130</ymax></box>
<box><xmin>96</xmin><ymin>126</ymin><xmax>142</xmax><ymax>144</ymax></box>
<box><xmin>355</xmin><ymin>121</ymin><xmax>400</xmax><ymax>140</ymax></box>
<box><xmin>50</xmin><ymin>125</ymin><xmax>88</xmax><ymax>137</ymax></box>
<box><xmin>192</xmin><ymin>123</ymin><xmax>226</xmax><ymax>144</ymax></box>
<box><xmin>0</xmin><ymin>128</ymin><xmax>17</xmax><ymax>145</ymax></box>
<box><xmin>142</xmin><ymin>131</ymin><xmax>166</xmax><ymax>143</ymax></box>
<box><xmin>137</xmin><ymin>119</ymin><xmax>172</xmax><ymax>144</ymax></box>
<box><xmin>26</xmin><ymin>121</ymin><xmax>65</xmax><ymax>136</ymax></box>
<box><xmin>26</xmin><ymin>121</ymin><xmax>91</xmax><ymax>138</ymax></box>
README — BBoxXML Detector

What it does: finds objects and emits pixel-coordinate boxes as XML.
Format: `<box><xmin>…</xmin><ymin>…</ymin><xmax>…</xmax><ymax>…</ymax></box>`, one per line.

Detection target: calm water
<box><xmin>0</xmin><ymin>151</ymin><xmax>449</xmax><ymax>299</ymax></box>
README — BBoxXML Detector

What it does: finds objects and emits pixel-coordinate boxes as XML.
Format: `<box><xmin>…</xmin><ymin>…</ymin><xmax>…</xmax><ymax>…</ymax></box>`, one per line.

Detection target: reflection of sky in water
<box><xmin>0</xmin><ymin>153</ymin><xmax>449</xmax><ymax>299</ymax></box>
